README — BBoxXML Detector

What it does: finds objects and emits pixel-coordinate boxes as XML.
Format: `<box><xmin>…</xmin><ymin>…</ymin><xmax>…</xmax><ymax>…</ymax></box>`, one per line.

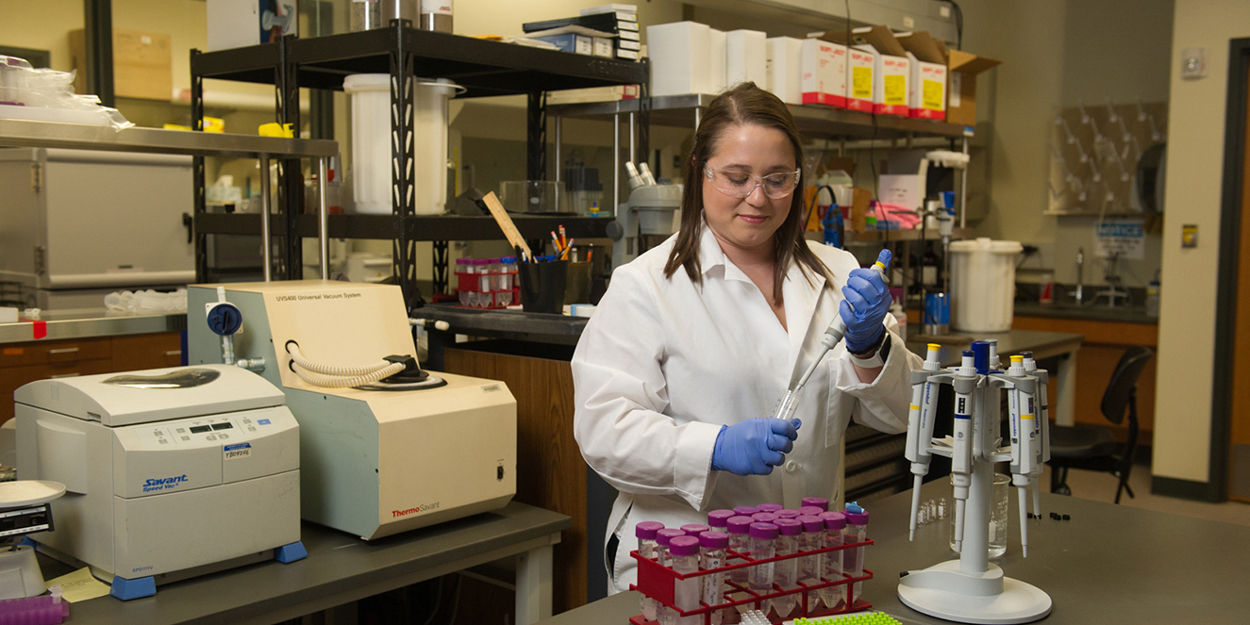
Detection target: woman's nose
<box><xmin>745</xmin><ymin>182</ymin><xmax>768</xmax><ymax>206</ymax></box>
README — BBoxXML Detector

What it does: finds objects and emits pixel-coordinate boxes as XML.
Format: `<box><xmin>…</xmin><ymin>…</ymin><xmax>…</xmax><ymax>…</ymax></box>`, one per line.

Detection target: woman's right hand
<box><xmin>711</xmin><ymin>418</ymin><xmax>801</xmax><ymax>476</ymax></box>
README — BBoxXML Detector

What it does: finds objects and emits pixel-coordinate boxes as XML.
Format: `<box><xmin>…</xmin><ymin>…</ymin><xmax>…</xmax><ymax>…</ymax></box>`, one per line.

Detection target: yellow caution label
<box><xmin>883</xmin><ymin>75</ymin><xmax>906</xmax><ymax>105</ymax></box>
<box><xmin>910</xmin><ymin>405</ymin><xmax>921</xmax><ymax>411</ymax></box>
<box><xmin>1021</xmin><ymin>414</ymin><xmax>1036</xmax><ymax>420</ymax></box>
<box><xmin>852</xmin><ymin>66</ymin><xmax>873</xmax><ymax>99</ymax></box>
<box><xmin>922</xmin><ymin>79</ymin><xmax>944</xmax><ymax>110</ymax></box>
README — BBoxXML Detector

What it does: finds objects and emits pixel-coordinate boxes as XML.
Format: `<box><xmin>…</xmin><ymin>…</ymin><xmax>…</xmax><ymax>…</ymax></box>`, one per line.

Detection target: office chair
<box><xmin>1047</xmin><ymin>346</ymin><xmax>1153</xmax><ymax>504</ymax></box>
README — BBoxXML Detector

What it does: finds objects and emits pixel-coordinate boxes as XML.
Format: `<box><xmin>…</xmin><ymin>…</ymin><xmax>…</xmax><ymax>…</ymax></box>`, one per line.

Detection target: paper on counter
<box><xmin>43</xmin><ymin>567</ymin><xmax>112</xmax><ymax>603</ymax></box>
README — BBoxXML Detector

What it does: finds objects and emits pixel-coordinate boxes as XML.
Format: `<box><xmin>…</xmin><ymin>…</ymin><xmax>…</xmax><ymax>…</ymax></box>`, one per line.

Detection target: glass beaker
<box><xmin>950</xmin><ymin>472</ymin><xmax>1009</xmax><ymax>558</ymax></box>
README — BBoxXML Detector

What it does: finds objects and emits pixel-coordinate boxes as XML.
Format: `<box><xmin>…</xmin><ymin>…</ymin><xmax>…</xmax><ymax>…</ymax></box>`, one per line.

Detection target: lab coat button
<box><xmin>785</xmin><ymin>460</ymin><xmax>799</xmax><ymax>473</ymax></box>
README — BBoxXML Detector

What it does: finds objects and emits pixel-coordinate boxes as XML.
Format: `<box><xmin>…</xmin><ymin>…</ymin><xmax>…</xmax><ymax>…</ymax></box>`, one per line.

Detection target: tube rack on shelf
<box><xmin>628</xmin><ymin>539</ymin><xmax>874</xmax><ymax>625</ymax></box>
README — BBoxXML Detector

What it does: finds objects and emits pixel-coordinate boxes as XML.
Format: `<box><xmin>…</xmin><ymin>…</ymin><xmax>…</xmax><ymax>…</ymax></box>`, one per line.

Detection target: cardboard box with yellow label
<box><xmin>897</xmin><ymin>31</ymin><xmax>949</xmax><ymax>121</ymax></box>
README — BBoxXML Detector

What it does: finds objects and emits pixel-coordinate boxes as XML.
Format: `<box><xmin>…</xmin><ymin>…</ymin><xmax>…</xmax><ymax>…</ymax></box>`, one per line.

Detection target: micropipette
<box><xmin>1006</xmin><ymin>355</ymin><xmax>1036</xmax><ymax>557</ymax></box>
<box><xmin>905</xmin><ymin>344</ymin><xmax>944</xmax><ymax>541</ymax></box>
<box><xmin>951</xmin><ymin>350</ymin><xmax>976</xmax><ymax>552</ymax></box>
<box><xmin>772</xmin><ymin>250</ymin><xmax>892</xmax><ymax>420</ymax></box>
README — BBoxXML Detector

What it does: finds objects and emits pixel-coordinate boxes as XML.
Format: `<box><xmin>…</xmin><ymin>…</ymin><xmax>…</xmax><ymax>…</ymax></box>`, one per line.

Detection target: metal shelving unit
<box><xmin>190</xmin><ymin>22</ymin><xmax>647</xmax><ymax>305</ymax></box>
<box><xmin>548</xmin><ymin>93</ymin><xmax>973</xmax><ymax>214</ymax></box>
<box><xmin>0</xmin><ymin>118</ymin><xmax>336</xmax><ymax>158</ymax></box>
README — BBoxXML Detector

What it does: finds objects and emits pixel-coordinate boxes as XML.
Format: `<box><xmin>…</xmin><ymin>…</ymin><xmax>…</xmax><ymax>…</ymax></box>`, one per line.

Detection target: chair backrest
<box><xmin>1100</xmin><ymin>346</ymin><xmax>1154</xmax><ymax>425</ymax></box>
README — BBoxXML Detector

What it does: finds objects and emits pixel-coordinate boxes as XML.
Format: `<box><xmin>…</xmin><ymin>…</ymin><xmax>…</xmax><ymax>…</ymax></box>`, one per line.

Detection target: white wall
<box><xmin>955</xmin><ymin>0</ymin><xmax>1173</xmax><ymax>290</ymax></box>
<box><xmin>1152</xmin><ymin>0</ymin><xmax>1250</xmax><ymax>485</ymax></box>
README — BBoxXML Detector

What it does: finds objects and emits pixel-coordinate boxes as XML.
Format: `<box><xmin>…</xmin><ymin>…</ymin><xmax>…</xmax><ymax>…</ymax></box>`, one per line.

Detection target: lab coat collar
<box><xmin>695</xmin><ymin>218</ymin><xmax>829</xmax><ymax>379</ymax></box>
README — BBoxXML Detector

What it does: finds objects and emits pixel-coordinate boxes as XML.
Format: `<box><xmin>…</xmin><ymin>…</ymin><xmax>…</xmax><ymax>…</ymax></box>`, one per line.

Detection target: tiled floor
<box><xmin>1045</xmin><ymin>456</ymin><xmax>1250</xmax><ymax>527</ymax></box>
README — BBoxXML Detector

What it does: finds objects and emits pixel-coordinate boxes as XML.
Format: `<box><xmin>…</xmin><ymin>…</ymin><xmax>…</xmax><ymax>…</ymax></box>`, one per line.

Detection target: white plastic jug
<box><xmin>343</xmin><ymin>74</ymin><xmax>459</xmax><ymax>215</ymax></box>
<box><xmin>948</xmin><ymin>237</ymin><xmax>1023</xmax><ymax>332</ymax></box>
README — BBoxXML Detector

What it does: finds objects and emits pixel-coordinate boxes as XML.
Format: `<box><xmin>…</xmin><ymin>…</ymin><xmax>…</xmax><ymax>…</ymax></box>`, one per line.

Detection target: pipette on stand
<box><xmin>772</xmin><ymin>250</ymin><xmax>893</xmax><ymax>421</ymax></box>
<box><xmin>951</xmin><ymin>351</ymin><xmax>977</xmax><ymax>553</ymax></box>
<box><xmin>1006</xmin><ymin>355</ymin><xmax>1037</xmax><ymax>557</ymax></box>
<box><xmin>905</xmin><ymin>344</ymin><xmax>944</xmax><ymax>541</ymax></box>
<box><xmin>1022</xmin><ymin>352</ymin><xmax>1049</xmax><ymax>522</ymax></box>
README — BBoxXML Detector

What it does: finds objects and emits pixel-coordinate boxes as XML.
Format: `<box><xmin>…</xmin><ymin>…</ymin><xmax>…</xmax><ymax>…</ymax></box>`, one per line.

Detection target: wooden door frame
<box><xmin>1206</xmin><ymin>38</ymin><xmax>1250</xmax><ymax>501</ymax></box>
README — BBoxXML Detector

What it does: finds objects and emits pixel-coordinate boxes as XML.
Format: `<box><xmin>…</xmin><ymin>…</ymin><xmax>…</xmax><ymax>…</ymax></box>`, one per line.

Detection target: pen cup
<box><xmin>518</xmin><ymin>260</ymin><xmax>568</xmax><ymax>314</ymax></box>
<box><xmin>564</xmin><ymin>262</ymin><xmax>592</xmax><ymax>304</ymax></box>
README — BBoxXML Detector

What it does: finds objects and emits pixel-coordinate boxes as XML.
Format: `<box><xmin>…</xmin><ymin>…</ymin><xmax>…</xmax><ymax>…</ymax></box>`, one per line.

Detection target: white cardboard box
<box><xmin>709</xmin><ymin>29</ymin><xmax>728</xmax><ymax>94</ymax></box>
<box><xmin>766</xmin><ymin>37</ymin><xmax>803</xmax><ymax>104</ymax></box>
<box><xmin>897</xmin><ymin>31</ymin><xmax>949</xmax><ymax>120</ymax></box>
<box><xmin>726</xmin><ymin>29</ymin><xmax>767</xmax><ymax>88</ymax></box>
<box><xmin>646</xmin><ymin>22</ymin><xmax>712</xmax><ymax>96</ymax></box>
<box><xmin>825</xmin><ymin>27</ymin><xmax>911</xmax><ymax>116</ymax></box>
<box><xmin>799</xmin><ymin>38</ymin><xmax>846</xmax><ymax>107</ymax></box>
<box><xmin>846</xmin><ymin>46</ymin><xmax>875</xmax><ymax>112</ymax></box>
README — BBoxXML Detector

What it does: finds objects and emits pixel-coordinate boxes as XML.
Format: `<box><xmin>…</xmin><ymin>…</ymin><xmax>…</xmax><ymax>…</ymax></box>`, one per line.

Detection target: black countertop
<box><xmin>1013</xmin><ymin>302</ymin><xmax>1158</xmax><ymax>325</ymax></box>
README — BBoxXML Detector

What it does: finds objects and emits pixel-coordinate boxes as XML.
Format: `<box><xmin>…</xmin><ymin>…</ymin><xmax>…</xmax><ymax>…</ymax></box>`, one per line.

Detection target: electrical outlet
<box><xmin>1181</xmin><ymin>48</ymin><xmax>1207</xmax><ymax>79</ymax></box>
<box><xmin>903</xmin><ymin>15</ymin><xmax>915</xmax><ymax>29</ymax></box>
<box><xmin>939</xmin><ymin>5</ymin><xmax>951</xmax><ymax>18</ymax></box>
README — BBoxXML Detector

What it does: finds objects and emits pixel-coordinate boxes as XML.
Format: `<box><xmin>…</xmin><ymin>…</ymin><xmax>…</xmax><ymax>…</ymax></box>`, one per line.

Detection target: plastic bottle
<box><xmin>819</xmin><ymin>511</ymin><xmax>847</xmax><ymax>611</ymax></box>
<box><xmin>797</xmin><ymin>515</ymin><xmax>825</xmax><ymax>586</ymax></box>
<box><xmin>747</xmin><ymin>522</ymin><xmax>779</xmax><ymax>600</ymax></box>
<box><xmin>699</xmin><ymin>531</ymin><xmax>730</xmax><ymax>625</ymax></box>
<box><xmin>655</xmin><ymin>528</ymin><xmax>687</xmax><ymax>625</ymax></box>
<box><xmin>797</xmin><ymin>506</ymin><xmax>824</xmax><ymax>517</ymax></box>
<box><xmin>774</xmin><ymin>509</ymin><xmax>801</xmax><ymax>521</ymax></box>
<box><xmin>750</xmin><ymin>512</ymin><xmax>778</xmax><ymax>525</ymax></box>
<box><xmin>800</xmin><ymin>497</ymin><xmax>829</xmax><ymax>512</ymax></box>
<box><xmin>733</xmin><ymin>506</ymin><xmax>760</xmax><ymax>517</ymax></box>
<box><xmin>771</xmin><ymin>518</ymin><xmax>803</xmax><ymax>619</ymax></box>
<box><xmin>756</xmin><ymin>503</ymin><xmax>784</xmax><ymax>513</ymax></box>
<box><xmin>891</xmin><ymin>301</ymin><xmax>908</xmax><ymax>343</ymax></box>
<box><xmin>680</xmin><ymin>524</ymin><xmax>710</xmax><ymax>537</ymax></box>
<box><xmin>635</xmin><ymin>521</ymin><xmax>665</xmax><ymax>621</ymax></box>
<box><xmin>1146</xmin><ymin>270</ymin><xmax>1160</xmax><ymax>318</ymax></box>
<box><xmin>669</xmin><ymin>535</ymin><xmax>702</xmax><ymax>625</ymax></box>
<box><xmin>726</xmin><ymin>516</ymin><xmax>754</xmax><ymax>586</ymax></box>
<box><xmin>843</xmin><ymin>503</ymin><xmax>870</xmax><ymax>603</ymax></box>
<box><xmin>707</xmin><ymin>509</ymin><xmax>736</xmax><ymax>532</ymax></box>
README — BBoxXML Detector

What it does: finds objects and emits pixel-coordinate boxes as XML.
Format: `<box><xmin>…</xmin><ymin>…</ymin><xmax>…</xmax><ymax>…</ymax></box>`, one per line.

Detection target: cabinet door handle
<box><xmin>49</xmin><ymin>373</ymin><xmax>80</xmax><ymax>379</ymax></box>
<box><xmin>48</xmin><ymin>348</ymin><xmax>80</xmax><ymax>355</ymax></box>
<box><xmin>165</xmin><ymin>350</ymin><xmax>182</xmax><ymax>357</ymax></box>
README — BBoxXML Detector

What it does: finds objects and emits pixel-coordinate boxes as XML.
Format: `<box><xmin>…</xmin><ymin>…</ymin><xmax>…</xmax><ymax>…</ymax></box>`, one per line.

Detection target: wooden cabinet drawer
<box><xmin>111</xmin><ymin>332</ymin><xmax>183</xmax><ymax>371</ymax></box>
<box><xmin>0</xmin><ymin>337</ymin><xmax>112</xmax><ymax>369</ymax></box>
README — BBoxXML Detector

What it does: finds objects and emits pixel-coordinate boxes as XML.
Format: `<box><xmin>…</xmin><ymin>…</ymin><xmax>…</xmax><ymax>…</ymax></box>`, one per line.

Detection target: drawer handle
<box><xmin>48</xmin><ymin>348</ymin><xmax>80</xmax><ymax>355</ymax></box>
<box><xmin>49</xmin><ymin>373</ymin><xmax>80</xmax><ymax>379</ymax></box>
<box><xmin>164</xmin><ymin>350</ymin><xmax>182</xmax><ymax>357</ymax></box>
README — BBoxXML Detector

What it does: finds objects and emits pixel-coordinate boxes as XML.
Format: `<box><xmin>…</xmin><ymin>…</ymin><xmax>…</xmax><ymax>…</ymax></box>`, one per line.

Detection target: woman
<box><xmin>572</xmin><ymin>83</ymin><xmax>922</xmax><ymax>593</ymax></box>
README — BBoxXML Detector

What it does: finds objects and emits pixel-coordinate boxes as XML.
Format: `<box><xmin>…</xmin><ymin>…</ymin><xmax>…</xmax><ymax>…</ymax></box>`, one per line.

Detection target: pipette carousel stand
<box><xmin>897</xmin><ymin>344</ymin><xmax>1052</xmax><ymax>624</ymax></box>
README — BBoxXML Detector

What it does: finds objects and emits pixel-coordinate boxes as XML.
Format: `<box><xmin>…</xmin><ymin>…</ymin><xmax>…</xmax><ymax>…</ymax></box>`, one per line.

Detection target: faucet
<box><xmin>1095</xmin><ymin>252</ymin><xmax>1130</xmax><ymax>308</ymax></box>
<box><xmin>1071</xmin><ymin>248</ymin><xmax>1084</xmax><ymax>305</ymax></box>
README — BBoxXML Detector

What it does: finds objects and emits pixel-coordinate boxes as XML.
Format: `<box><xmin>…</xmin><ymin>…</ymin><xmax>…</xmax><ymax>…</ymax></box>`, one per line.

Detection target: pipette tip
<box><xmin>909</xmin><ymin>530</ymin><xmax>915</xmax><ymax>542</ymax></box>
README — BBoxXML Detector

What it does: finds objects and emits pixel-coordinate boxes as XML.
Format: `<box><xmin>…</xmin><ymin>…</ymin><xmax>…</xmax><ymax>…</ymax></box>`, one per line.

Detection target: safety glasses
<box><xmin>704</xmin><ymin>164</ymin><xmax>801</xmax><ymax>199</ymax></box>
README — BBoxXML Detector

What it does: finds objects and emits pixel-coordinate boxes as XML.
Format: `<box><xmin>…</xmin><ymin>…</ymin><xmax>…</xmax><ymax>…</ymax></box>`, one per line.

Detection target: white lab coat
<box><xmin>572</xmin><ymin>224</ymin><xmax>922</xmax><ymax>594</ymax></box>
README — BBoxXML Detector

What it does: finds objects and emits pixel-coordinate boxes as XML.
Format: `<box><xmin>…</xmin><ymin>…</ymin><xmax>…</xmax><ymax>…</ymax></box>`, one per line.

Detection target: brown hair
<box><xmin>662</xmin><ymin>82</ymin><xmax>829</xmax><ymax>304</ymax></box>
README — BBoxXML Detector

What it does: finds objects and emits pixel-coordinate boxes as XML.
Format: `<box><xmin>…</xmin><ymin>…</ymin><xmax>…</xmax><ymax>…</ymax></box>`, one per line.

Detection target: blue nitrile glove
<box><xmin>711</xmin><ymin>418</ymin><xmax>801</xmax><ymax>476</ymax></box>
<box><xmin>839</xmin><ymin>265</ymin><xmax>892</xmax><ymax>353</ymax></box>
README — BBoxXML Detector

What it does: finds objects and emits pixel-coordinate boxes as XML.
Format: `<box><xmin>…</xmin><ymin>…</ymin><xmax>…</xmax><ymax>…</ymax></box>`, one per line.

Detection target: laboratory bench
<box><xmin>37</xmin><ymin>501</ymin><xmax>569</xmax><ymax>625</ymax></box>
<box><xmin>532</xmin><ymin>480</ymin><xmax>1250</xmax><ymax>624</ymax></box>
<box><xmin>416</xmin><ymin>304</ymin><xmax>1084</xmax><ymax>612</ymax></box>
<box><xmin>0</xmin><ymin>309</ymin><xmax>186</xmax><ymax>426</ymax></box>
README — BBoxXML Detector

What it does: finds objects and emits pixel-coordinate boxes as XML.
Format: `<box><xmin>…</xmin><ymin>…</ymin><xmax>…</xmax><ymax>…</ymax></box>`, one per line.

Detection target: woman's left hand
<box><xmin>839</xmin><ymin>267</ymin><xmax>891</xmax><ymax>353</ymax></box>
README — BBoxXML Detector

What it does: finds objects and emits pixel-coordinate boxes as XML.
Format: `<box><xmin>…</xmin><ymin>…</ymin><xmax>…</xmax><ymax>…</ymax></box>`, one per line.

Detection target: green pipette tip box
<box><xmin>787</xmin><ymin>612</ymin><xmax>902</xmax><ymax>625</ymax></box>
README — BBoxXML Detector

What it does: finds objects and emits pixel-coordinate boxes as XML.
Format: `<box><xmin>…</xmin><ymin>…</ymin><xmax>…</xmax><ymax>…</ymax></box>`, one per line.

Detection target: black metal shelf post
<box><xmin>190</xmin><ymin>24</ymin><xmax>647</xmax><ymax>307</ymax></box>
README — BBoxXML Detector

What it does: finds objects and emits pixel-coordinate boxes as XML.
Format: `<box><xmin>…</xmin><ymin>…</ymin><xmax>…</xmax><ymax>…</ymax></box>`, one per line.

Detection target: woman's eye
<box><xmin>765</xmin><ymin>176</ymin><xmax>786</xmax><ymax>188</ymax></box>
<box><xmin>727</xmin><ymin>175</ymin><xmax>750</xmax><ymax>185</ymax></box>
